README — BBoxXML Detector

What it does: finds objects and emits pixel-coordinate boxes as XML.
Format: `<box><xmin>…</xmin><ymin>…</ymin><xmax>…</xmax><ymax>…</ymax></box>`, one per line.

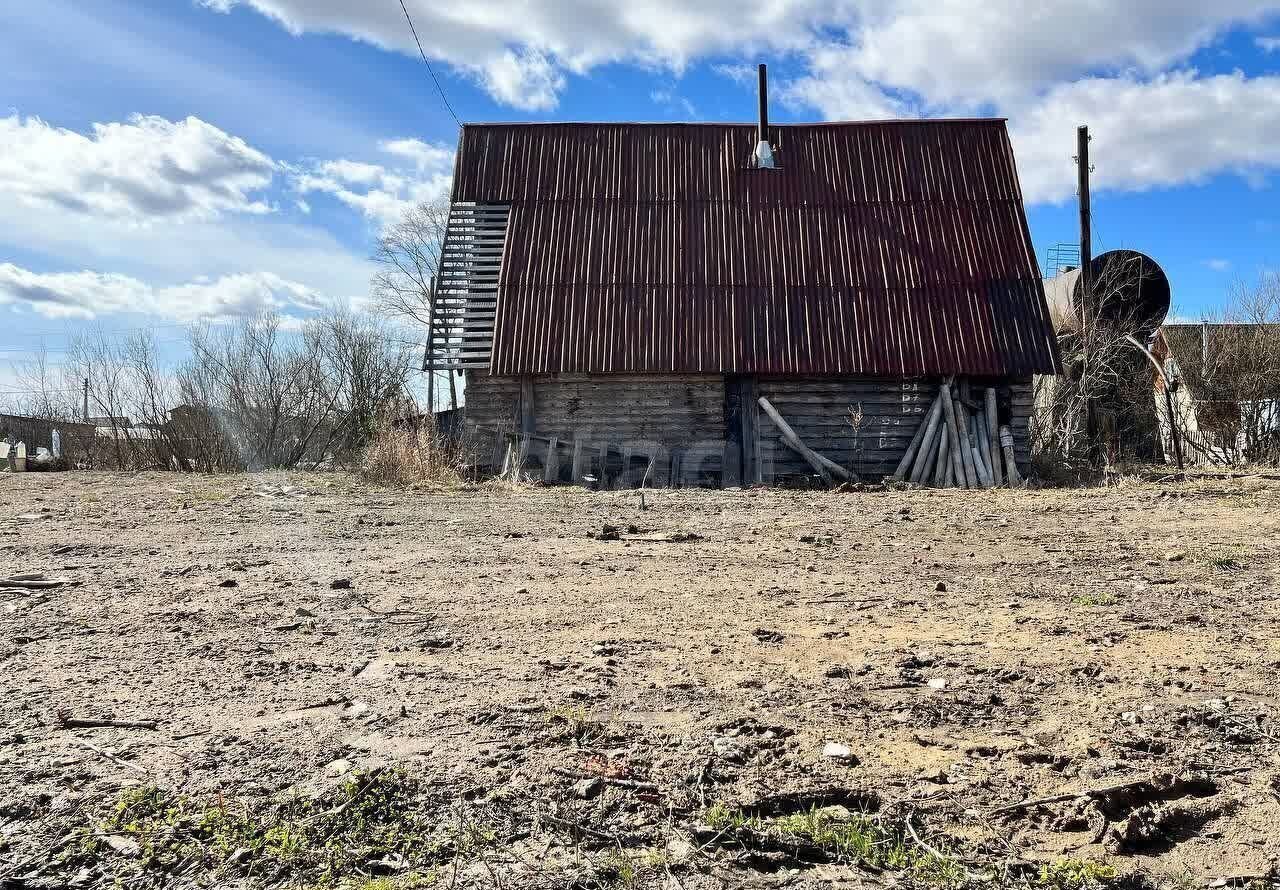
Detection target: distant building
<box><xmin>1152</xmin><ymin>322</ymin><xmax>1280</xmax><ymax>464</ymax></box>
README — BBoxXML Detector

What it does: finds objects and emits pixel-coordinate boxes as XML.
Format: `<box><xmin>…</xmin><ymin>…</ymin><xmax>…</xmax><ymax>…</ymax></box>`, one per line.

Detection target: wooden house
<box><xmin>423</xmin><ymin>113</ymin><xmax>1060</xmax><ymax>486</ymax></box>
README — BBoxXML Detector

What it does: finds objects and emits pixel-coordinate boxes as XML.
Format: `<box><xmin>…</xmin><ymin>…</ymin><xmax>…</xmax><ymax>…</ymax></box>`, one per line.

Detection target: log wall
<box><xmin>464</xmin><ymin>372</ymin><xmax>1033</xmax><ymax>486</ymax></box>
<box><xmin>756</xmin><ymin>377</ymin><xmax>1032</xmax><ymax>481</ymax></box>
<box><xmin>464</xmin><ymin>372</ymin><xmax>726</xmax><ymax>485</ymax></box>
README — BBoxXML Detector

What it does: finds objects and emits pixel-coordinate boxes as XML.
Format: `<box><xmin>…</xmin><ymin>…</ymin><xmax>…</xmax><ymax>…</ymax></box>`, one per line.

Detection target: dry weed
<box><xmin>361</xmin><ymin>411</ymin><xmax>465</xmax><ymax>487</ymax></box>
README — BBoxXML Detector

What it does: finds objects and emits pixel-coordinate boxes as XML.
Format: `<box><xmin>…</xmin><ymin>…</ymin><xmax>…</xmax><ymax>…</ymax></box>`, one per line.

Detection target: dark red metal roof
<box><xmin>452</xmin><ymin>121</ymin><xmax>1060</xmax><ymax>377</ymax></box>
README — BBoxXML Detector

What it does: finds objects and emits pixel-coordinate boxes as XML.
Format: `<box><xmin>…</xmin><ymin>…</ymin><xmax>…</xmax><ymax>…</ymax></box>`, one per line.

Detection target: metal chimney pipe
<box><xmin>754</xmin><ymin>63</ymin><xmax>776</xmax><ymax>168</ymax></box>
<box><xmin>757</xmin><ymin>64</ymin><xmax>769</xmax><ymax>145</ymax></box>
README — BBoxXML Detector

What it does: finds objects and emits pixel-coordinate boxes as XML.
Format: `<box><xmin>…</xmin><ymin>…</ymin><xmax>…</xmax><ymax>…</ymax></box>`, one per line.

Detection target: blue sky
<box><xmin>3</xmin><ymin>0</ymin><xmax>1280</xmax><ymax>397</ymax></box>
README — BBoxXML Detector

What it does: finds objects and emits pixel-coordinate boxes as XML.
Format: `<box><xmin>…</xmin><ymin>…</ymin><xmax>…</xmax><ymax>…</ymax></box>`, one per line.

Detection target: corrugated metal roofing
<box><xmin>450</xmin><ymin>121</ymin><xmax>1060</xmax><ymax>377</ymax></box>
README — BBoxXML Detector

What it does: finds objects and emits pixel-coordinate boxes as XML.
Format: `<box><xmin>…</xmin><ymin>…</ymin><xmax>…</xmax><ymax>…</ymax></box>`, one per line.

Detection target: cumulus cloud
<box><xmin>0</xmin><ymin>113</ymin><xmax>276</xmax><ymax>223</ymax></box>
<box><xmin>833</xmin><ymin>0</ymin><xmax>1279</xmax><ymax>107</ymax></box>
<box><xmin>201</xmin><ymin>0</ymin><xmax>1280</xmax><ymax>114</ymax></box>
<box><xmin>199</xmin><ymin>0</ymin><xmax>836</xmax><ymax>110</ymax></box>
<box><xmin>1009</xmin><ymin>71</ymin><xmax>1280</xmax><ymax>204</ymax></box>
<box><xmin>0</xmin><ymin>263</ymin><xmax>323</xmax><ymax>322</ymax></box>
<box><xmin>290</xmin><ymin>137</ymin><xmax>453</xmax><ymax>228</ymax></box>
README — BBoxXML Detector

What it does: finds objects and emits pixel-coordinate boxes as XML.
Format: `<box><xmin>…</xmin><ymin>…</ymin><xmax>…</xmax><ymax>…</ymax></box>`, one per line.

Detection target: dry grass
<box><xmin>361</xmin><ymin>411</ymin><xmax>466</xmax><ymax>487</ymax></box>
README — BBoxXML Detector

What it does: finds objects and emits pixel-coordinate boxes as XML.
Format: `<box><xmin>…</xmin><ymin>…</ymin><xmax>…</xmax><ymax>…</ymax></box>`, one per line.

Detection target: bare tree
<box><xmin>178</xmin><ymin>310</ymin><xmax>412</xmax><ymax>471</ymax></box>
<box><xmin>371</xmin><ymin>196</ymin><xmax>449</xmax><ymax>329</ymax></box>
<box><xmin>1173</xmin><ymin>274</ymin><xmax>1280</xmax><ymax>465</ymax></box>
<box><xmin>372</xmin><ymin>196</ymin><xmax>453</xmax><ymax>411</ymax></box>
<box><xmin>1033</xmin><ymin>253</ymin><xmax>1167</xmax><ymax>475</ymax></box>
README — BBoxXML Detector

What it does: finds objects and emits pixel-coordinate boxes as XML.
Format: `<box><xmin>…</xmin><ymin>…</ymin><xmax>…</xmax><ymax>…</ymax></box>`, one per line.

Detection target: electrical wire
<box><xmin>398</xmin><ymin>0</ymin><xmax>462</xmax><ymax>127</ymax></box>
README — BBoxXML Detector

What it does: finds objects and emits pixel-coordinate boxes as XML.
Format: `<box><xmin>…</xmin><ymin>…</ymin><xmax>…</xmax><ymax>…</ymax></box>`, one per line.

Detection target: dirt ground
<box><xmin>2</xmin><ymin>471</ymin><xmax>1279</xmax><ymax>889</ymax></box>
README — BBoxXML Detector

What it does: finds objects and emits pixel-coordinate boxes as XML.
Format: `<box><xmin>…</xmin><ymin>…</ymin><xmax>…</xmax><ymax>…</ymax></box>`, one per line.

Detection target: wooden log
<box><xmin>620</xmin><ymin>446</ymin><xmax>634</xmax><ymax>487</ymax></box>
<box><xmin>1000</xmin><ymin>425</ymin><xmax>1023</xmax><ymax>485</ymax></box>
<box><xmin>976</xmin><ymin>413</ymin><xmax>997</xmax><ymax>487</ymax></box>
<box><xmin>598</xmin><ymin>443</ymin><xmax>611</xmax><ymax>489</ymax></box>
<box><xmin>913</xmin><ymin>416</ymin><xmax>943</xmax><ymax>484</ymax></box>
<box><xmin>906</xmin><ymin>394</ymin><xmax>945</xmax><ymax>483</ymax></box>
<box><xmin>954</xmin><ymin>400</ymin><xmax>978</xmax><ymax>489</ymax></box>
<box><xmin>517</xmin><ymin>435</ymin><xmax>531</xmax><ymax>475</ymax></box>
<box><xmin>500</xmin><ymin>438</ymin><xmax>515</xmax><ymax>478</ymax></box>
<box><xmin>543</xmin><ymin>436</ymin><xmax>559</xmax><ymax>483</ymax></box>
<box><xmin>892</xmin><ymin>389</ymin><xmax>941</xmax><ymax>481</ymax></box>
<box><xmin>758</xmin><ymin>396</ymin><xmax>843</xmax><ymax>485</ymax></box>
<box><xmin>985</xmin><ymin>389</ymin><xmax>1003</xmax><ymax>487</ymax></box>
<box><xmin>971</xmin><ymin>410</ymin><xmax>993</xmax><ymax>483</ymax></box>
<box><xmin>932</xmin><ymin>428</ymin><xmax>951</xmax><ymax>487</ymax></box>
<box><xmin>971</xmin><ymin>443</ymin><xmax>994</xmax><ymax>488</ymax></box>
<box><xmin>781</xmin><ymin>437</ymin><xmax>853</xmax><ymax>481</ymax></box>
<box><xmin>938</xmin><ymin>383</ymin><xmax>967</xmax><ymax>489</ymax></box>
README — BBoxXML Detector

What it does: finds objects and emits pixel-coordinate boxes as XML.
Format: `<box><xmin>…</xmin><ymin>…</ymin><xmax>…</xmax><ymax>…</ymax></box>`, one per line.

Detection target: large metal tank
<box><xmin>1044</xmin><ymin>249</ymin><xmax>1171</xmax><ymax>339</ymax></box>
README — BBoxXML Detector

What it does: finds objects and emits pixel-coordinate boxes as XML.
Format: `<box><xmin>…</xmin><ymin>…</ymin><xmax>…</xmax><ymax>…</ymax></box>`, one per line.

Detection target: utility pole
<box><xmin>1076</xmin><ymin>125</ymin><xmax>1101</xmax><ymax>464</ymax></box>
<box><xmin>1076</xmin><ymin>125</ymin><xmax>1092</xmax><ymax>309</ymax></box>
<box><xmin>82</xmin><ymin>373</ymin><xmax>89</xmax><ymax>424</ymax></box>
<box><xmin>425</xmin><ymin>274</ymin><xmax>437</xmax><ymax>417</ymax></box>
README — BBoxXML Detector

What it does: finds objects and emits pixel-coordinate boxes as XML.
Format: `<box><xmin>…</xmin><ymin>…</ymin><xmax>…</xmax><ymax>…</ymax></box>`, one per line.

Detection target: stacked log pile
<box><xmin>890</xmin><ymin>381</ymin><xmax>1023</xmax><ymax>488</ymax></box>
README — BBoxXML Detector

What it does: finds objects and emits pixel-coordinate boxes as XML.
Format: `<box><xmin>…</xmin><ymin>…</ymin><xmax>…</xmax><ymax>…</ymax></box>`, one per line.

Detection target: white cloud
<box><xmin>381</xmin><ymin>138</ymin><xmax>453</xmax><ymax>170</ymax></box>
<box><xmin>1258</xmin><ymin>35</ymin><xmax>1280</xmax><ymax>51</ymax></box>
<box><xmin>650</xmin><ymin>88</ymin><xmax>699</xmax><ymax>119</ymax></box>
<box><xmin>481</xmin><ymin>49</ymin><xmax>566</xmax><ymax>112</ymax></box>
<box><xmin>1009</xmin><ymin>70</ymin><xmax>1280</xmax><ymax>204</ymax></box>
<box><xmin>833</xmin><ymin>1</ymin><xmax>1279</xmax><ymax>107</ymax></box>
<box><xmin>711</xmin><ymin>63</ymin><xmax>756</xmax><ymax>85</ymax></box>
<box><xmin>0</xmin><ymin>264</ymin><xmax>324</xmax><ymax>322</ymax></box>
<box><xmin>199</xmin><ymin>0</ymin><xmax>837</xmax><ymax>110</ymax></box>
<box><xmin>0</xmin><ymin>113</ymin><xmax>276</xmax><ymax>223</ymax></box>
<box><xmin>780</xmin><ymin>45</ymin><xmax>910</xmax><ymax>120</ymax></box>
<box><xmin>290</xmin><ymin>138</ymin><xmax>453</xmax><ymax>227</ymax></box>
<box><xmin>202</xmin><ymin>0</ymin><xmax>1280</xmax><ymax>115</ymax></box>
<box><xmin>1205</xmin><ymin>258</ymin><xmax>1233</xmax><ymax>271</ymax></box>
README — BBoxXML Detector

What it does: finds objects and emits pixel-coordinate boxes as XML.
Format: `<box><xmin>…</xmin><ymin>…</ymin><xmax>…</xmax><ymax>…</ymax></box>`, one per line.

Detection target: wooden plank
<box><xmin>543</xmin><ymin>436</ymin><xmax>559</xmax><ymax>483</ymax></box>
<box><xmin>985</xmin><ymin>388</ymin><xmax>1003</xmax><ymax>487</ymax></box>
<box><xmin>894</xmin><ymin>391</ymin><xmax>942</xmax><ymax>481</ymax></box>
<box><xmin>598</xmin><ymin>443</ymin><xmax>611</xmax><ymax>489</ymax></box>
<box><xmin>520</xmin><ymin>377</ymin><xmax>535</xmax><ymax>435</ymax></box>
<box><xmin>939</xmin><ymin>383</ymin><xmax>967</xmax><ymax>489</ymax></box>
<box><xmin>758</xmin><ymin>396</ymin><xmax>855</xmax><ymax>485</ymax></box>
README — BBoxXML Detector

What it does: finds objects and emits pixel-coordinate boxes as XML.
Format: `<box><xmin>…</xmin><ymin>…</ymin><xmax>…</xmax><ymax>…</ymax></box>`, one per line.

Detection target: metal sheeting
<box><xmin>449</xmin><ymin>121</ymin><xmax>1059</xmax><ymax>377</ymax></box>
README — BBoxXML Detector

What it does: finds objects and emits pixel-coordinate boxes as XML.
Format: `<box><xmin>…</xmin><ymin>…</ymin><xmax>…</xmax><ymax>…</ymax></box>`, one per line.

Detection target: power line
<box><xmin>398</xmin><ymin>0</ymin><xmax>462</xmax><ymax>127</ymax></box>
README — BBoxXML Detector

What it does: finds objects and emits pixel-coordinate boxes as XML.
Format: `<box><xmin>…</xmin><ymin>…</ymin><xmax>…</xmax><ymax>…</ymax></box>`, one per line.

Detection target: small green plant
<box><xmin>701</xmin><ymin>803</ymin><xmax>964</xmax><ymax>885</ymax></box>
<box><xmin>69</xmin><ymin>769</ymin><xmax>455</xmax><ymax>888</ymax></box>
<box><xmin>1038</xmin><ymin>857</ymin><xmax>1119</xmax><ymax>889</ymax></box>
<box><xmin>547</xmin><ymin>704</ymin><xmax>602</xmax><ymax>745</ymax></box>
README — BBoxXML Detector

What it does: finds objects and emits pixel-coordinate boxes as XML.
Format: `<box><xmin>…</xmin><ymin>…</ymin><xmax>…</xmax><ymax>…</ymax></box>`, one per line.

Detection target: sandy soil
<box><xmin>2</xmin><ymin>471</ymin><xmax>1279</xmax><ymax>888</ymax></box>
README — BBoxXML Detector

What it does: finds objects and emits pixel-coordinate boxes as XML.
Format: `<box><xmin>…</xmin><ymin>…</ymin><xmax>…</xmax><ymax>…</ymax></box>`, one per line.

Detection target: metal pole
<box><xmin>1077</xmin><ymin>125</ymin><xmax>1092</xmax><ymax>301</ymax></box>
<box><xmin>757</xmin><ymin>64</ymin><xmax>769</xmax><ymax>147</ymax></box>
